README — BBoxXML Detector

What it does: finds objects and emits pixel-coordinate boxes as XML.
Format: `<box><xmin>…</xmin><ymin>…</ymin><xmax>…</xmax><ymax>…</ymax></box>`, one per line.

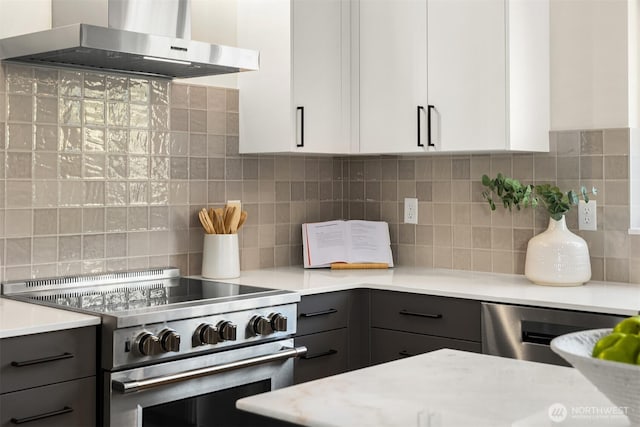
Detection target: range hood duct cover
<box><xmin>0</xmin><ymin>0</ymin><xmax>258</xmax><ymax>79</ymax></box>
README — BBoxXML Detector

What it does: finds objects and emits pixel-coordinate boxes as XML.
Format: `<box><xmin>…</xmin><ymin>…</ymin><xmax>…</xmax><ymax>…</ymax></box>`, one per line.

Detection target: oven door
<box><xmin>106</xmin><ymin>339</ymin><xmax>306</xmax><ymax>427</ymax></box>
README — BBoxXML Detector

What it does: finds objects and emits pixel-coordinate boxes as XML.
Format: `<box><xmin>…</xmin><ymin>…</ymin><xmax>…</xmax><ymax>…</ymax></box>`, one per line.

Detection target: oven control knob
<box><xmin>269</xmin><ymin>313</ymin><xmax>288</xmax><ymax>332</ymax></box>
<box><xmin>135</xmin><ymin>332</ymin><xmax>162</xmax><ymax>356</ymax></box>
<box><xmin>196</xmin><ymin>323</ymin><xmax>219</xmax><ymax>345</ymax></box>
<box><xmin>159</xmin><ymin>329</ymin><xmax>181</xmax><ymax>352</ymax></box>
<box><xmin>218</xmin><ymin>321</ymin><xmax>237</xmax><ymax>341</ymax></box>
<box><xmin>251</xmin><ymin>315</ymin><xmax>274</xmax><ymax>336</ymax></box>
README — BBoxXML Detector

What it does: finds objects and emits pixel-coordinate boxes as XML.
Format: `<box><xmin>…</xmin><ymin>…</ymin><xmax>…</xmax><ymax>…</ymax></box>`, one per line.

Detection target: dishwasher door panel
<box><xmin>481</xmin><ymin>302</ymin><xmax>626</xmax><ymax>366</ymax></box>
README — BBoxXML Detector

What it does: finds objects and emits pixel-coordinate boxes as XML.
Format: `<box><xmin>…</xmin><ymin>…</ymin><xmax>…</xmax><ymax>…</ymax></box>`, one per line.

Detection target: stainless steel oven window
<box><xmin>143</xmin><ymin>380</ymin><xmax>272</xmax><ymax>427</ymax></box>
<box><xmin>106</xmin><ymin>339</ymin><xmax>303</xmax><ymax>426</ymax></box>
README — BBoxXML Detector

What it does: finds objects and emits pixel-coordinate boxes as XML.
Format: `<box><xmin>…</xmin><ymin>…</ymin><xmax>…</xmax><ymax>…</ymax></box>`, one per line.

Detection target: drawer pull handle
<box><xmin>417</xmin><ymin>105</ymin><xmax>425</xmax><ymax>147</ymax></box>
<box><xmin>296</xmin><ymin>106</ymin><xmax>304</xmax><ymax>147</ymax></box>
<box><xmin>113</xmin><ymin>346</ymin><xmax>307</xmax><ymax>393</ymax></box>
<box><xmin>522</xmin><ymin>331</ymin><xmax>556</xmax><ymax>346</ymax></box>
<box><xmin>301</xmin><ymin>349</ymin><xmax>338</xmax><ymax>360</ymax></box>
<box><xmin>399</xmin><ymin>310</ymin><xmax>442</xmax><ymax>319</ymax></box>
<box><xmin>10</xmin><ymin>406</ymin><xmax>73</xmax><ymax>424</ymax></box>
<box><xmin>300</xmin><ymin>308</ymin><xmax>338</xmax><ymax>318</ymax></box>
<box><xmin>398</xmin><ymin>350</ymin><xmax>415</xmax><ymax>357</ymax></box>
<box><xmin>427</xmin><ymin>105</ymin><xmax>436</xmax><ymax>147</ymax></box>
<box><xmin>11</xmin><ymin>352</ymin><xmax>74</xmax><ymax>367</ymax></box>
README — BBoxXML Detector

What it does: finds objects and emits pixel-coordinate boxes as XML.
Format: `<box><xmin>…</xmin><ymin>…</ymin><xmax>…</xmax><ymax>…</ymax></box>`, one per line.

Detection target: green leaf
<box><xmin>568</xmin><ymin>190</ymin><xmax>579</xmax><ymax>205</ymax></box>
<box><xmin>478</xmin><ymin>174</ymin><xmax>595</xmax><ymax>220</ymax></box>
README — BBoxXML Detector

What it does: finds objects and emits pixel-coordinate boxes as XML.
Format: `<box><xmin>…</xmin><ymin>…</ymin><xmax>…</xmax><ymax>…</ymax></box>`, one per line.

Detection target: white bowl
<box><xmin>551</xmin><ymin>328</ymin><xmax>640</xmax><ymax>424</ymax></box>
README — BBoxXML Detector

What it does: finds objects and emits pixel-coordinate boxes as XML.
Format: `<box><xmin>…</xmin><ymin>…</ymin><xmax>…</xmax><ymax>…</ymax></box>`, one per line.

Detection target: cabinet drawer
<box><xmin>1</xmin><ymin>327</ymin><xmax>96</xmax><ymax>394</ymax></box>
<box><xmin>0</xmin><ymin>376</ymin><xmax>96</xmax><ymax>427</ymax></box>
<box><xmin>370</xmin><ymin>328</ymin><xmax>482</xmax><ymax>365</ymax></box>
<box><xmin>297</xmin><ymin>292</ymin><xmax>349</xmax><ymax>335</ymax></box>
<box><xmin>370</xmin><ymin>291</ymin><xmax>481</xmax><ymax>341</ymax></box>
<box><xmin>294</xmin><ymin>329</ymin><xmax>348</xmax><ymax>384</ymax></box>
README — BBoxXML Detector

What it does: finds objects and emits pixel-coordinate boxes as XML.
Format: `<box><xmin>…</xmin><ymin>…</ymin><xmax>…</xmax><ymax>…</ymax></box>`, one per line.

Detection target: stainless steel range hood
<box><xmin>0</xmin><ymin>0</ymin><xmax>259</xmax><ymax>79</ymax></box>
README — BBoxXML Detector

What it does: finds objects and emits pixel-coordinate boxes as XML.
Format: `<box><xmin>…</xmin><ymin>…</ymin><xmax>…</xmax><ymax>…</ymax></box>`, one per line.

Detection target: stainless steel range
<box><xmin>2</xmin><ymin>268</ymin><xmax>306</xmax><ymax>427</ymax></box>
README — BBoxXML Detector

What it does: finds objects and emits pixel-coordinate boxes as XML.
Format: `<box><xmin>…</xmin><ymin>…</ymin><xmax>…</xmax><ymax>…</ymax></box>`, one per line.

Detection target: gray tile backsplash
<box><xmin>1</xmin><ymin>63</ymin><xmax>638</xmax><ymax>284</ymax></box>
<box><xmin>339</xmin><ymin>128</ymin><xmax>639</xmax><ymax>284</ymax></box>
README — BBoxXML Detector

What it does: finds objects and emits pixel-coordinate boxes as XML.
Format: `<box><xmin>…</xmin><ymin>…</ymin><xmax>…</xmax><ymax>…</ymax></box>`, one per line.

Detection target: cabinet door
<box><xmin>294</xmin><ymin>329</ymin><xmax>348</xmax><ymax>384</ymax></box>
<box><xmin>0</xmin><ymin>377</ymin><xmax>96</xmax><ymax>427</ymax></box>
<box><xmin>357</xmin><ymin>0</ymin><xmax>428</xmax><ymax>154</ymax></box>
<box><xmin>239</xmin><ymin>0</ymin><xmax>349</xmax><ymax>154</ymax></box>
<box><xmin>426</xmin><ymin>0</ymin><xmax>506</xmax><ymax>152</ymax></box>
<box><xmin>238</xmin><ymin>0</ymin><xmax>292</xmax><ymax>154</ymax></box>
<box><xmin>1</xmin><ymin>327</ymin><xmax>96</xmax><ymax>394</ymax></box>
<box><xmin>370</xmin><ymin>328</ymin><xmax>481</xmax><ymax>365</ymax></box>
<box><xmin>292</xmin><ymin>0</ymin><xmax>349</xmax><ymax>154</ymax></box>
<box><xmin>370</xmin><ymin>291</ymin><xmax>481</xmax><ymax>342</ymax></box>
<box><xmin>297</xmin><ymin>292</ymin><xmax>349</xmax><ymax>336</ymax></box>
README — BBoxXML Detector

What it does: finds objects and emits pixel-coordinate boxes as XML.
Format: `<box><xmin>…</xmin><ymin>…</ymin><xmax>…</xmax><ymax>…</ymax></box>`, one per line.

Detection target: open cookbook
<box><xmin>302</xmin><ymin>220</ymin><xmax>394</xmax><ymax>268</ymax></box>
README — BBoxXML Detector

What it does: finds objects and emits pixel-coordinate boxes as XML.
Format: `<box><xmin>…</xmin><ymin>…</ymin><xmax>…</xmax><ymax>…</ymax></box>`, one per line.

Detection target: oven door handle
<box><xmin>112</xmin><ymin>346</ymin><xmax>307</xmax><ymax>394</ymax></box>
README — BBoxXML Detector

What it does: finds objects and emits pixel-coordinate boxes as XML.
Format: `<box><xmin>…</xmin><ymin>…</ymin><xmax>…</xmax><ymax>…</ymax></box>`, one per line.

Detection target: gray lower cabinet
<box><xmin>295</xmin><ymin>329</ymin><xmax>348</xmax><ymax>384</ymax></box>
<box><xmin>295</xmin><ymin>287</ymin><xmax>620</xmax><ymax>381</ymax></box>
<box><xmin>0</xmin><ymin>377</ymin><xmax>96</xmax><ymax>427</ymax></box>
<box><xmin>297</xmin><ymin>291</ymin><xmax>349</xmax><ymax>336</ymax></box>
<box><xmin>370</xmin><ymin>329</ymin><xmax>482</xmax><ymax>365</ymax></box>
<box><xmin>0</xmin><ymin>326</ymin><xmax>97</xmax><ymax>427</ymax></box>
<box><xmin>294</xmin><ymin>290</ymin><xmax>368</xmax><ymax>383</ymax></box>
<box><xmin>370</xmin><ymin>290</ymin><xmax>482</xmax><ymax>364</ymax></box>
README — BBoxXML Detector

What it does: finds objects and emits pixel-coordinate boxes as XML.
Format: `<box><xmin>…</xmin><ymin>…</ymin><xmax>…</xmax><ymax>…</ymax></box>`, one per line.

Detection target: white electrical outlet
<box><xmin>578</xmin><ymin>200</ymin><xmax>597</xmax><ymax>231</ymax></box>
<box><xmin>404</xmin><ymin>198</ymin><xmax>418</xmax><ymax>224</ymax></box>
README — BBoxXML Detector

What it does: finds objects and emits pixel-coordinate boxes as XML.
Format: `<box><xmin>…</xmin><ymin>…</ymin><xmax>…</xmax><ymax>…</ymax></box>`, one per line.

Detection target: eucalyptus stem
<box><xmin>481</xmin><ymin>174</ymin><xmax>597</xmax><ymax>220</ymax></box>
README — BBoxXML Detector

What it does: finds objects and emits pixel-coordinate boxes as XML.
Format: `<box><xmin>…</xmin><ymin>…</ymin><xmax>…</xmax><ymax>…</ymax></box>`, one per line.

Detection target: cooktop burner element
<box><xmin>1</xmin><ymin>268</ymin><xmax>300</xmax><ymax>370</ymax></box>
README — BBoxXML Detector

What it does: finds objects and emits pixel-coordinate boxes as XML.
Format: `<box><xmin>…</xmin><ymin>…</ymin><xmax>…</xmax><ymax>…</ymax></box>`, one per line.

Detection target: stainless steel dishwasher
<box><xmin>481</xmin><ymin>302</ymin><xmax>628</xmax><ymax>366</ymax></box>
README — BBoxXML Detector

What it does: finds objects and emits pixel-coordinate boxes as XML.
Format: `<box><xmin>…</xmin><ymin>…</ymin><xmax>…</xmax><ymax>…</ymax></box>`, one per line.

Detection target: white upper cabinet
<box><xmin>356</xmin><ymin>0</ymin><xmax>550</xmax><ymax>154</ymax></box>
<box><xmin>355</xmin><ymin>0</ymin><xmax>428</xmax><ymax>154</ymax></box>
<box><xmin>238</xmin><ymin>0</ymin><xmax>350</xmax><ymax>154</ymax></box>
<box><xmin>239</xmin><ymin>0</ymin><xmax>549</xmax><ymax>155</ymax></box>
<box><xmin>426</xmin><ymin>0</ymin><xmax>507</xmax><ymax>152</ymax></box>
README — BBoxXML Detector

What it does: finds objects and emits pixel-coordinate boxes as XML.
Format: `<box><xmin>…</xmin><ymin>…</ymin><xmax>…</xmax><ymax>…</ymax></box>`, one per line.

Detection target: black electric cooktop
<box><xmin>9</xmin><ymin>278</ymin><xmax>281</xmax><ymax>315</ymax></box>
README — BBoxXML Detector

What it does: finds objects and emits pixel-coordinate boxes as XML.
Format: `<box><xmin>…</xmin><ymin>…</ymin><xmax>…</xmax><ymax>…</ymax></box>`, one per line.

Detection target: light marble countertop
<box><xmin>215</xmin><ymin>266</ymin><xmax>640</xmax><ymax>316</ymax></box>
<box><xmin>3</xmin><ymin>265</ymin><xmax>637</xmax><ymax>339</ymax></box>
<box><xmin>237</xmin><ymin>349</ymin><xmax>631</xmax><ymax>427</ymax></box>
<box><xmin>0</xmin><ymin>297</ymin><xmax>100</xmax><ymax>339</ymax></box>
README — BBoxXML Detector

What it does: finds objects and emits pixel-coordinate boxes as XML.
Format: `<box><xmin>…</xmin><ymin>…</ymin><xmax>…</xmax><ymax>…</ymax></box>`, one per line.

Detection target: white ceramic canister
<box><xmin>201</xmin><ymin>234</ymin><xmax>240</xmax><ymax>279</ymax></box>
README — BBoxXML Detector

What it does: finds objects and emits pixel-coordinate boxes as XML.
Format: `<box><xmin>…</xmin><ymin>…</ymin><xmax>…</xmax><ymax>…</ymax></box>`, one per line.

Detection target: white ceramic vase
<box><xmin>524</xmin><ymin>216</ymin><xmax>591</xmax><ymax>286</ymax></box>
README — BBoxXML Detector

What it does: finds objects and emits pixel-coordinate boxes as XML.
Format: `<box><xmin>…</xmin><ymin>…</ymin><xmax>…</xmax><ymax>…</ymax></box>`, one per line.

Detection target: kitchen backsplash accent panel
<box><xmin>1</xmin><ymin>63</ymin><xmax>637</xmax><ymax>284</ymax></box>
<box><xmin>0</xmin><ymin>63</ymin><xmax>343</xmax><ymax>281</ymax></box>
